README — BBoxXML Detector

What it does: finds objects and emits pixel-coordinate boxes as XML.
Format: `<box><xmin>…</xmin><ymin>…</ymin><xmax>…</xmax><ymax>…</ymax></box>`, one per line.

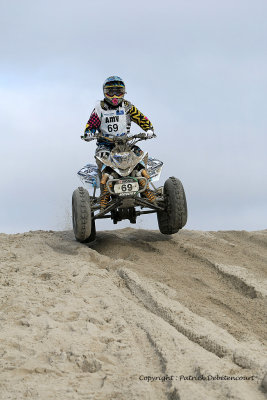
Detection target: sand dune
<box><xmin>0</xmin><ymin>228</ymin><xmax>266</xmax><ymax>399</ymax></box>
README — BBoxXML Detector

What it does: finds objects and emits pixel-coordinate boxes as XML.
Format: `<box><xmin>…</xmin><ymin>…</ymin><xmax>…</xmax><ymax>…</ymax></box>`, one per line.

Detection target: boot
<box><xmin>141</xmin><ymin>169</ymin><xmax>156</xmax><ymax>203</ymax></box>
<box><xmin>139</xmin><ymin>169</ymin><xmax>156</xmax><ymax>203</ymax></box>
<box><xmin>100</xmin><ymin>184</ymin><xmax>109</xmax><ymax>211</ymax></box>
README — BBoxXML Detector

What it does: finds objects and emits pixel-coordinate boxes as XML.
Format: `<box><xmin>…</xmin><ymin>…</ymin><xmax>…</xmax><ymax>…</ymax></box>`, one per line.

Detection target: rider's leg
<box><xmin>133</xmin><ymin>148</ymin><xmax>155</xmax><ymax>203</ymax></box>
<box><xmin>95</xmin><ymin>145</ymin><xmax>112</xmax><ymax>211</ymax></box>
<box><xmin>138</xmin><ymin>169</ymin><xmax>156</xmax><ymax>203</ymax></box>
<box><xmin>100</xmin><ymin>173</ymin><xmax>112</xmax><ymax>210</ymax></box>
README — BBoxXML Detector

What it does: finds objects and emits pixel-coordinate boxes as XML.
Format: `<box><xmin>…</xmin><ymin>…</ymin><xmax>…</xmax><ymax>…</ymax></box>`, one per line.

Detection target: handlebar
<box><xmin>103</xmin><ymin>133</ymin><xmax>157</xmax><ymax>143</ymax></box>
<box><xmin>81</xmin><ymin>132</ymin><xmax>156</xmax><ymax>142</ymax></box>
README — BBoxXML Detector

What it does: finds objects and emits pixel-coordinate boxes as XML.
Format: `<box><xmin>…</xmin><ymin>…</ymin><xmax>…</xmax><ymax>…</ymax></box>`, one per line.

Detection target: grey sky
<box><xmin>0</xmin><ymin>0</ymin><xmax>266</xmax><ymax>233</ymax></box>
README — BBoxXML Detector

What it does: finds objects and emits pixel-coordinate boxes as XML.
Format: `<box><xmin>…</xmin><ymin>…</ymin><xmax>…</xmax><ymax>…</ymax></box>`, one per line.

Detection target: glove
<box><xmin>81</xmin><ymin>130</ymin><xmax>96</xmax><ymax>141</ymax></box>
<box><xmin>146</xmin><ymin>130</ymin><xmax>156</xmax><ymax>139</ymax></box>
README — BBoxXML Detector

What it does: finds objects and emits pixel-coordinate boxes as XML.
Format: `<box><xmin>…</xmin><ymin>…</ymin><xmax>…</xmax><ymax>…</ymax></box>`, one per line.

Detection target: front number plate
<box><xmin>114</xmin><ymin>181</ymin><xmax>139</xmax><ymax>195</ymax></box>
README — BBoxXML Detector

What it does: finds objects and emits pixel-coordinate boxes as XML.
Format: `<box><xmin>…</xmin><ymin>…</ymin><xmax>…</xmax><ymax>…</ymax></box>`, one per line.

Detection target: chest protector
<box><xmin>95</xmin><ymin>101</ymin><xmax>128</xmax><ymax>138</ymax></box>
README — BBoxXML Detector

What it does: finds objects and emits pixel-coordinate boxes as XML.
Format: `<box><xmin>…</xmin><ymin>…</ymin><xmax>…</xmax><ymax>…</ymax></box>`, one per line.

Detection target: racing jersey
<box><xmin>84</xmin><ymin>99</ymin><xmax>153</xmax><ymax>144</ymax></box>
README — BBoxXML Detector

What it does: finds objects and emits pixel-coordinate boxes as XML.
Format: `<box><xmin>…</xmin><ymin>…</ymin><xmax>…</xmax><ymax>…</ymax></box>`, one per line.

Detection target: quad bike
<box><xmin>72</xmin><ymin>133</ymin><xmax>187</xmax><ymax>242</ymax></box>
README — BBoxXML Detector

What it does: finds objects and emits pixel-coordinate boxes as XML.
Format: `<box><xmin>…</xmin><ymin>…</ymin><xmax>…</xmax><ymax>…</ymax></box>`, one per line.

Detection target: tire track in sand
<box><xmin>0</xmin><ymin>229</ymin><xmax>266</xmax><ymax>400</ymax></box>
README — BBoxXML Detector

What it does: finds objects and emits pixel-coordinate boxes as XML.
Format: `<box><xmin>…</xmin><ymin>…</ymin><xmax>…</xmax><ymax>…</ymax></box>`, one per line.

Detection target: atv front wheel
<box><xmin>72</xmin><ymin>187</ymin><xmax>95</xmax><ymax>243</ymax></box>
<box><xmin>157</xmin><ymin>177</ymin><xmax>187</xmax><ymax>234</ymax></box>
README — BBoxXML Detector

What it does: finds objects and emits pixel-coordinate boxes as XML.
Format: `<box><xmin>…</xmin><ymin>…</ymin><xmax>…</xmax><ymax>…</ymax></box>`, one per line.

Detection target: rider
<box><xmin>82</xmin><ymin>76</ymin><xmax>156</xmax><ymax>209</ymax></box>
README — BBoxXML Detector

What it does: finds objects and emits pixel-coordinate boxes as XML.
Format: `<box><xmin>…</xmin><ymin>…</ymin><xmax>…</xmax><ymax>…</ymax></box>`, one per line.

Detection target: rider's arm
<box><xmin>83</xmin><ymin>108</ymin><xmax>101</xmax><ymax>140</ymax></box>
<box><xmin>129</xmin><ymin>105</ymin><xmax>154</xmax><ymax>132</ymax></box>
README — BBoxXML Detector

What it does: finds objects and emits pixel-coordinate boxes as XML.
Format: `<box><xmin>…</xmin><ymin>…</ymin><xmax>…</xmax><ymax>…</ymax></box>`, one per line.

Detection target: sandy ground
<box><xmin>0</xmin><ymin>228</ymin><xmax>266</xmax><ymax>400</ymax></box>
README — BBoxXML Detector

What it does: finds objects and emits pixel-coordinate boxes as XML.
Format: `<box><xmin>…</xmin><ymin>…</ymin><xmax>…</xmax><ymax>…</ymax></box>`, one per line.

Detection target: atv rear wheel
<box><xmin>72</xmin><ymin>187</ymin><xmax>95</xmax><ymax>243</ymax></box>
<box><xmin>157</xmin><ymin>177</ymin><xmax>187</xmax><ymax>235</ymax></box>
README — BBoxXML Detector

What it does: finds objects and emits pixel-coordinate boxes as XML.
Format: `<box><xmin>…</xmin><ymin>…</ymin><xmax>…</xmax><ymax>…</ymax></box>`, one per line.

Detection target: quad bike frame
<box><xmin>72</xmin><ymin>133</ymin><xmax>188</xmax><ymax>243</ymax></box>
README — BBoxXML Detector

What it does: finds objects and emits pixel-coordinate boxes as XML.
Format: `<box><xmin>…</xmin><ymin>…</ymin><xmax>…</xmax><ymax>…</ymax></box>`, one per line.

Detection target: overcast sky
<box><xmin>0</xmin><ymin>0</ymin><xmax>266</xmax><ymax>233</ymax></box>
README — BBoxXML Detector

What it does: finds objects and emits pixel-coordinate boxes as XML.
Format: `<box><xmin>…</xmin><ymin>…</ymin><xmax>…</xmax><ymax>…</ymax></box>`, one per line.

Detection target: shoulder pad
<box><xmin>123</xmin><ymin>99</ymin><xmax>132</xmax><ymax>112</ymax></box>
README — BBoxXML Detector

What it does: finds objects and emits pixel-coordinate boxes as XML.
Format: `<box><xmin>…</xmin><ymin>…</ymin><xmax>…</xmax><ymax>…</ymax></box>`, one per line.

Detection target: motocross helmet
<box><xmin>103</xmin><ymin>76</ymin><xmax>126</xmax><ymax>106</ymax></box>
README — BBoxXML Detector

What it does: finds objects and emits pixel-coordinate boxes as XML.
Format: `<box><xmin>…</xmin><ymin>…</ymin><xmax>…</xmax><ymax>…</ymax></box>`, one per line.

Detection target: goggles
<box><xmin>104</xmin><ymin>86</ymin><xmax>125</xmax><ymax>97</ymax></box>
